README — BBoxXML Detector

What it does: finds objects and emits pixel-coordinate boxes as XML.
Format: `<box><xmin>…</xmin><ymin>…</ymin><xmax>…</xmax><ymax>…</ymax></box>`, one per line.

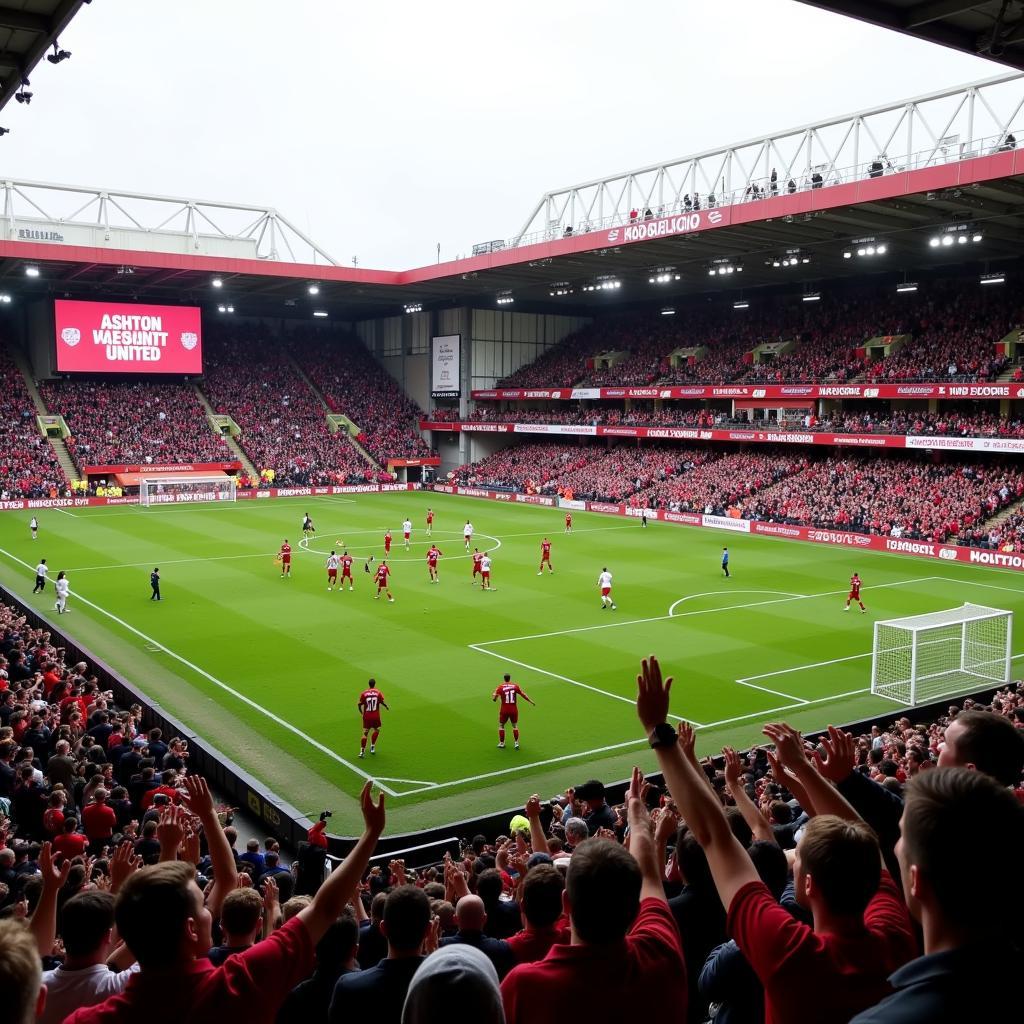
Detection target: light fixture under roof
<box><xmin>648</xmin><ymin>267</ymin><xmax>680</xmax><ymax>285</ymax></box>
<box><xmin>549</xmin><ymin>282</ymin><xmax>573</xmax><ymax>297</ymax></box>
<box><xmin>404</xmin><ymin>303</ymin><xmax>423</xmax><ymax>314</ymax></box>
<box><xmin>496</xmin><ymin>290</ymin><xmax>514</xmax><ymax>305</ymax></box>
<box><xmin>802</xmin><ymin>291</ymin><xmax>821</xmax><ymax>303</ymax></box>
<box><xmin>308</xmin><ymin>283</ymin><xmax>320</xmax><ymax>295</ymax></box>
<box><xmin>660</xmin><ymin>306</ymin><xmax>676</xmax><ymax>316</ymax></box>
<box><xmin>733</xmin><ymin>300</ymin><xmax>749</xmax><ymax>310</ymax></box>
<box><xmin>212</xmin><ymin>277</ymin><xmax>223</xmax><ymax>288</ymax></box>
<box><xmin>313</xmin><ymin>310</ymin><xmax>328</xmax><ymax>318</ymax></box>
<box><xmin>930</xmin><ymin>224</ymin><xmax>982</xmax><ymax>248</ymax></box>
<box><xmin>896</xmin><ymin>281</ymin><xmax>918</xmax><ymax>293</ymax></box>
<box><xmin>980</xmin><ymin>272</ymin><xmax>1005</xmax><ymax>286</ymax></box>
<box><xmin>25</xmin><ymin>266</ymin><xmax>40</xmax><ymax>277</ymax></box>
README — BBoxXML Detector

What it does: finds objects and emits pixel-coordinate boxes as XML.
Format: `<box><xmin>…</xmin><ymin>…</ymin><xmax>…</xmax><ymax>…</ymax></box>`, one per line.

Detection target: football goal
<box><xmin>871</xmin><ymin>603</ymin><xmax>1012</xmax><ymax>706</ymax></box>
<box><xmin>139</xmin><ymin>476</ymin><xmax>237</xmax><ymax>507</ymax></box>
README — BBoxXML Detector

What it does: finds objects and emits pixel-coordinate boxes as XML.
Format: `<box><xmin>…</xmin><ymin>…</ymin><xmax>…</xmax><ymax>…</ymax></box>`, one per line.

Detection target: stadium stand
<box><xmin>37</xmin><ymin>380</ymin><xmax>233</xmax><ymax>471</ymax></box>
<box><xmin>200</xmin><ymin>327</ymin><xmax>381</xmax><ymax>486</ymax></box>
<box><xmin>0</xmin><ymin>346</ymin><xmax>68</xmax><ymax>500</ymax></box>
<box><xmin>496</xmin><ymin>279</ymin><xmax>1021</xmax><ymax>389</ymax></box>
<box><xmin>1</xmin><ymin>585</ymin><xmax>1021</xmax><ymax>1024</ymax></box>
<box><xmin>291</xmin><ymin>335</ymin><xmax>436</xmax><ymax>465</ymax></box>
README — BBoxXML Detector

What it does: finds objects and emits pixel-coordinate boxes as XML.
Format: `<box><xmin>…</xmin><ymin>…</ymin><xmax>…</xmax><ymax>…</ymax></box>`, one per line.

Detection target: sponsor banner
<box><xmin>559</xmin><ymin>498</ymin><xmax>587</xmax><ymax>511</ymax></box>
<box><xmin>431</xmin><ymin>335</ymin><xmax>461</xmax><ymax>399</ymax></box>
<box><xmin>605</xmin><ymin>207</ymin><xmax>728</xmax><ymax>246</ymax></box>
<box><xmin>588</xmin><ymin>501</ymin><xmax>624</xmax><ymax>514</ymax></box>
<box><xmin>903</xmin><ymin>435</ymin><xmax>1024</xmax><ymax>454</ymax></box>
<box><xmin>55</xmin><ymin>299</ymin><xmax>203</xmax><ymax>374</ymax></box>
<box><xmin>82</xmin><ymin>462</ymin><xmax>241</xmax><ymax>475</ymax></box>
<box><xmin>387</xmin><ymin>458</ymin><xmax>442</xmax><ymax>467</ymax></box>
<box><xmin>471</xmin><ymin>383</ymin><xmax>1024</xmax><ymax>402</ymax></box>
<box><xmin>512</xmin><ymin>423</ymin><xmax>598</xmax><ymax>436</ymax></box>
<box><xmin>662</xmin><ymin>510</ymin><xmax>703</xmax><ymax>525</ymax></box>
<box><xmin>515</xmin><ymin>493</ymin><xmax>556</xmax><ymax>506</ymax></box>
<box><xmin>702</xmin><ymin>514</ymin><xmax>752</xmax><ymax>533</ymax></box>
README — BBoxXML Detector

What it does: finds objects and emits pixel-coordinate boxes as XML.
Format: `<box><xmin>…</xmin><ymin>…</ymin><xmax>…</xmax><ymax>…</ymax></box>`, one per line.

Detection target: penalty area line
<box><xmin>0</xmin><ymin>545</ymin><xmax>397</xmax><ymax>797</ymax></box>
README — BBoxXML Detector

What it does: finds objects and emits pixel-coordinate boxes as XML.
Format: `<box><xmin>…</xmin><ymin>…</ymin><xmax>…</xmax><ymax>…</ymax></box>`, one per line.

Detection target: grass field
<box><xmin>1</xmin><ymin>491</ymin><xmax>1022</xmax><ymax>834</ymax></box>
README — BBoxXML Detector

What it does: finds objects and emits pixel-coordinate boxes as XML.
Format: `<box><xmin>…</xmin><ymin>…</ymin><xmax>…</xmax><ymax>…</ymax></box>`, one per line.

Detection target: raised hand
<box><xmin>38</xmin><ymin>842</ymin><xmax>71</xmax><ymax>892</ymax></box>
<box><xmin>525</xmin><ymin>795</ymin><xmax>543</xmax><ymax>819</ymax></box>
<box><xmin>762</xmin><ymin>723</ymin><xmax>808</xmax><ymax>771</ymax></box>
<box><xmin>636</xmin><ymin>655</ymin><xmax>672</xmax><ymax>732</ymax></box>
<box><xmin>654</xmin><ymin>805</ymin><xmax>680</xmax><ymax>847</ymax></box>
<box><xmin>262</xmin><ymin>875</ymin><xmax>279</xmax><ymax>908</ymax></box>
<box><xmin>677</xmin><ymin>721</ymin><xmax>697</xmax><ymax>763</ymax></box>
<box><xmin>360</xmin><ymin>780</ymin><xmax>386</xmax><ymax>836</ymax></box>
<box><xmin>109</xmin><ymin>841</ymin><xmax>142</xmax><ymax>893</ymax></box>
<box><xmin>157</xmin><ymin>805</ymin><xmax>186</xmax><ymax>857</ymax></box>
<box><xmin>816</xmin><ymin>725</ymin><xmax>857</xmax><ymax>783</ymax></box>
<box><xmin>722</xmin><ymin>746</ymin><xmax>743</xmax><ymax>789</ymax></box>
<box><xmin>180</xmin><ymin>774</ymin><xmax>215</xmax><ymax>819</ymax></box>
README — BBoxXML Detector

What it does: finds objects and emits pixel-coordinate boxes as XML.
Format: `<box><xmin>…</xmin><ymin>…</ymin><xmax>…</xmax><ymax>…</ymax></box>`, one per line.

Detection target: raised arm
<box><xmin>181</xmin><ymin>774</ymin><xmax>238</xmax><ymax>921</ymax></box>
<box><xmin>299</xmin><ymin>780</ymin><xmax>385</xmax><ymax>944</ymax></box>
<box><xmin>722</xmin><ymin>747</ymin><xmax>775</xmax><ymax>844</ymax></box>
<box><xmin>625</xmin><ymin>766</ymin><xmax>666</xmax><ymax>903</ymax></box>
<box><xmin>28</xmin><ymin>842</ymin><xmax>70</xmax><ymax>957</ymax></box>
<box><xmin>636</xmin><ymin>656</ymin><xmax>759</xmax><ymax>910</ymax></box>
<box><xmin>525</xmin><ymin>795</ymin><xmax>549</xmax><ymax>855</ymax></box>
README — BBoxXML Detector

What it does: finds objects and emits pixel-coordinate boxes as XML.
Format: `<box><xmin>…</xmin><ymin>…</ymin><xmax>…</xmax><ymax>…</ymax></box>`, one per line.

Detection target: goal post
<box><xmin>871</xmin><ymin>603</ymin><xmax>1013</xmax><ymax>706</ymax></box>
<box><xmin>139</xmin><ymin>476</ymin><xmax>237</xmax><ymax>507</ymax></box>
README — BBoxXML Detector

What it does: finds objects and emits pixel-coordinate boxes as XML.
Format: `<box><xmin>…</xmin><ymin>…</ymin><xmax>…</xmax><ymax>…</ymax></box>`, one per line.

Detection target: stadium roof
<box><xmin>799</xmin><ymin>1</ymin><xmax>1024</xmax><ymax>71</ymax></box>
<box><xmin>0</xmin><ymin>1</ymin><xmax>86</xmax><ymax>112</ymax></box>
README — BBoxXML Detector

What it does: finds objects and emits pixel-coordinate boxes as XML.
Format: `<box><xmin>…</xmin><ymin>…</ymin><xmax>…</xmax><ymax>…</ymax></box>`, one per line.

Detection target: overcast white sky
<box><xmin>2</xmin><ymin>0</ymin><xmax>1002</xmax><ymax>269</ymax></box>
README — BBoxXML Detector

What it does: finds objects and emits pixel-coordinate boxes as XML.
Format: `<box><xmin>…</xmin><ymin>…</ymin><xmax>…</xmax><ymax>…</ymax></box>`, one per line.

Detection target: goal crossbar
<box><xmin>139</xmin><ymin>475</ymin><xmax>237</xmax><ymax>507</ymax></box>
<box><xmin>871</xmin><ymin>603</ymin><xmax>1012</xmax><ymax>707</ymax></box>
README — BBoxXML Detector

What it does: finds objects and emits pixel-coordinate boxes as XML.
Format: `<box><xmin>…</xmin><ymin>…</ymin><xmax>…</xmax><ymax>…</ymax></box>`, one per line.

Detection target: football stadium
<box><xmin>1</xmin><ymin>2</ymin><xmax>1024</xmax><ymax>1022</ymax></box>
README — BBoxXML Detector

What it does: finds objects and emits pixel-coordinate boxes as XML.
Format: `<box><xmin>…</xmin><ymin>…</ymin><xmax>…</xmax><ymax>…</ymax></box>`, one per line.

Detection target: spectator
<box><xmin>277</xmin><ymin>912</ymin><xmax>361</xmax><ymax>1022</ymax></box>
<box><xmin>403</xmin><ymin>944</ymin><xmax>505</xmax><ymax>1024</ymax></box>
<box><xmin>207</xmin><ymin>887</ymin><xmax>265</xmax><ymax>966</ymax></box>
<box><xmin>440</xmin><ymin>894</ymin><xmax>515</xmax><ymax>978</ymax></box>
<box><xmin>0</xmin><ymin>917</ymin><xmax>45</xmax><ymax>1023</ymax></box>
<box><xmin>505</xmin><ymin>864</ymin><xmax>567</xmax><ymax>964</ymax></box>
<box><xmin>330</xmin><ymin>884</ymin><xmax>434</xmax><ymax>1024</ymax></box>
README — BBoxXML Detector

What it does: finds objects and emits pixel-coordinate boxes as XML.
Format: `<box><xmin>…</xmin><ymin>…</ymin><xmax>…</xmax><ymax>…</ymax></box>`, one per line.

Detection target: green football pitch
<box><xmin>1</xmin><ymin>492</ymin><xmax>1022</xmax><ymax>834</ymax></box>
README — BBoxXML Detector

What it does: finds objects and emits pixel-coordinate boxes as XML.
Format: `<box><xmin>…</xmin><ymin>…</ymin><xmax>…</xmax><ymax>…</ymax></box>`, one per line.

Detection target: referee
<box><xmin>150</xmin><ymin>567</ymin><xmax>161</xmax><ymax>601</ymax></box>
<box><xmin>33</xmin><ymin>558</ymin><xmax>48</xmax><ymax>593</ymax></box>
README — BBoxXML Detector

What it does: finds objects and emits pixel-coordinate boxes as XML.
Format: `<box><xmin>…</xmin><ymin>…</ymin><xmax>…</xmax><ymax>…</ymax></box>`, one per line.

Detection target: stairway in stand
<box><xmin>286</xmin><ymin>354</ymin><xmax>382</xmax><ymax>472</ymax></box>
<box><xmin>192</xmin><ymin>385</ymin><xmax>260</xmax><ymax>480</ymax></box>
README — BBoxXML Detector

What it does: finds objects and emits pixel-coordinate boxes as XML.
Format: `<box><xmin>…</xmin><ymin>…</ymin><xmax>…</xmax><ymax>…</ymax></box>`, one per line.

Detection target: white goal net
<box><xmin>139</xmin><ymin>476</ymin><xmax>237</xmax><ymax>507</ymax></box>
<box><xmin>871</xmin><ymin>603</ymin><xmax>1012</xmax><ymax>706</ymax></box>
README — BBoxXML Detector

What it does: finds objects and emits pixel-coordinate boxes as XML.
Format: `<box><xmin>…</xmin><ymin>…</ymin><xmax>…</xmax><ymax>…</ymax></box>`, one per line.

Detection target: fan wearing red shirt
<box><xmin>537</xmin><ymin>538</ymin><xmax>554</xmax><ymax>575</ymax></box>
<box><xmin>492</xmin><ymin>674</ymin><xmax>536</xmax><ymax>750</ymax></box>
<box><xmin>53</xmin><ymin>816</ymin><xmax>89</xmax><ymax>861</ymax></box>
<box><xmin>501</xmin><ymin>767</ymin><xmax>687</xmax><ymax>1024</ymax></box>
<box><xmin>279</xmin><ymin>540</ymin><xmax>292</xmax><ymax>579</ymax></box>
<box><xmin>471</xmin><ymin>548</ymin><xmax>483</xmax><ymax>585</ymax></box>
<box><xmin>374</xmin><ymin>560</ymin><xmax>394</xmax><ymax>603</ymax></box>
<box><xmin>383</xmin><ymin>530</ymin><xmax>392</xmax><ymax>556</ymax></box>
<box><xmin>82</xmin><ymin>789</ymin><xmax>118</xmax><ymax>853</ymax></box>
<box><xmin>426</xmin><ymin>507</ymin><xmax>434</xmax><ymax>536</ymax></box>
<box><xmin>357</xmin><ymin>680</ymin><xmax>390</xmax><ymax>758</ymax></box>
<box><xmin>845</xmin><ymin>572</ymin><xmax>866</xmax><ymax>613</ymax></box>
<box><xmin>635</xmin><ymin>656</ymin><xmax>917</xmax><ymax>1024</ymax></box>
<box><xmin>564</xmin><ymin>512</ymin><xmax>572</xmax><ymax>533</ymax></box>
<box><xmin>66</xmin><ymin>775</ymin><xmax>386</xmax><ymax>1024</ymax></box>
<box><xmin>339</xmin><ymin>551</ymin><xmax>355</xmax><ymax>591</ymax></box>
<box><xmin>426</xmin><ymin>545</ymin><xmax>443</xmax><ymax>584</ymax></box>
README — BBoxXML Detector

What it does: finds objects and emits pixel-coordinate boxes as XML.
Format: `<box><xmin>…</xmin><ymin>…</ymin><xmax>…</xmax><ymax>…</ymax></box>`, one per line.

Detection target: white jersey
<box><xmin>326</xmin><ymin>554</ymin><xmax>340</xmax><ymax>570</ymax></box>
<box><xmin>402</xmin><ymin>520</ymin><xmax>412</xmax><ymax>534</ymax></box>
<box><xmin>598</xmin><ymin>571</ymin><xmax>613</xmax><ymax>589</ymax></box>
<box><xmin>30</xmin><ymin>517</ymin><xmax>38</xmax><ymax>530</ymax></box>
<box><xmin>464</xmin><ymin>523</ymin><xmax>474</xmax><ymax>537</ymax></box>
<box><xmin>55</xmin><ymin>578</ymin><xmax>70</xmax><ymax>599</ymax></box>
<box><xmin>35</xmin><ymin>563</ymin><xmax>48</xmax><ymax>578</ymax></box>
<box><xmin>480</xmin><ymin>556</ymin><xmax>492</xmax><ymax>572</ymax></box>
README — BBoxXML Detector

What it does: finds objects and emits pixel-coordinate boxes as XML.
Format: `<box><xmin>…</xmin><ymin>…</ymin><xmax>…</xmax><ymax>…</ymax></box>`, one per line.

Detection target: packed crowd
<box><xmin>497</xmin><ymin>280</ymin><xmax>1021</xmax><ymax>389</ymax></box>
<box><xmin>0</xmin><ymin>348</ymin><xmax>68</xmax><ymax>500</ymax></box>
<box><xmin>2</xmin><ymin>575</ymin><xmax>1022</xmax><ymax>1023</ymax></box>
<box><xmin>37</xmin><ymin>381</ymin><xmax>232</xmax><ymax>472</ymax></box>
<box><xmin>201</xmin><ymin>329</ymin><xmax>381</xmax><ymax>487</ymax></box>
<box><xmin>452</xmin><ymin>440</ymin><xmax>1024</xmax><ymax>541</ymax></box>
<box><xmin>292</xmin><ymin>336</ymin><xmax>435</xmax><ymax>466</ymax></box>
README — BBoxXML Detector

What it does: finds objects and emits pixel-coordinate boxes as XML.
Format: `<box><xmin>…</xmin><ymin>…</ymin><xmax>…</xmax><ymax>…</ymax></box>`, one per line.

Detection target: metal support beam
<box><xmin>0</xmin><ymin>8</ymin><xmax>49</xmax><ymax>33</ymax></box>
<box><xmin>903</xmin><ymin>0</ymin><xmax>983</xmax><ymax>29</ymax></box>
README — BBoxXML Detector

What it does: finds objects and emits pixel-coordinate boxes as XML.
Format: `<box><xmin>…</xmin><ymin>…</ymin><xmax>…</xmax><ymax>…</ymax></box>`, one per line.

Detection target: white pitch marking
<box><xmin>734</xmin><ymin>679</ymin><xmax>808</xmax><ymax>704</ymax></box>
<box><xmin>0</xmin><ymin>545</ymin><xmax>397</xmax><ymax>797</ymax></box>
<box><xmin>374</xmin><ymin>776</ymin><xmax>441</xmax><ymax>788</ymax></box>
<box><xmin>668</xmin><ymin>590</ymin><xmax>807</xmax><ymax>616</ymax></box>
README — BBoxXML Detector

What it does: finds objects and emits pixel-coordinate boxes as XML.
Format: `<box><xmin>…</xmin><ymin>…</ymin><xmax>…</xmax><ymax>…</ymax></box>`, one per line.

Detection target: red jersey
<box><xmin>849</xmin><ymin>574</ymin><xmax>862</xmax><ymax>596</ymax></box>
<box><xmin>541</xmin><ymin>541</ymin><xmax>552</xmax><ymax>558</ymax></box>
<box><xmin>280</xmin><ymin>543</ymin><xmax>291</xmax><ymax>561</ymax></box>
<box><xmin>340</xmin><ymin>555</ymin><xmax>354</xmax><ymax>574</ymax></box>
<box><xmin>426</xmin><ymin>511</ymin><xmax>434</xmax><ymax>524</ymax></box>
<box><xmin>472</xmin><ymin>552</ymin><xmax>484</xmax><ymax>571</ymax></box>
<box><xmin>384</xmin><ymin>532</ymin><xmax>392</xmax><ymax>548</ymax></box>
<box><xmin>565</xmin><ymin>514</ymin><xmax>572</xmax><ymax>525</ymax></box>
<box><xmin>375</xmin><ymin>564</ymin><xmax>390</xmax><ymax>584</ymax></box>
<box><xmin>494</xmin><ymin>682</ymin><xmax>526</xmax><ymax>706</ymax></box>
<box><xmin>358</xmin><ymin>688</ymin><xmax>386</xmax><ymax>714</ymax></box>
<box><xmin>427</xmin><ymin>547</ymin><xmax>442</xmax><ymax>566</ymax></box>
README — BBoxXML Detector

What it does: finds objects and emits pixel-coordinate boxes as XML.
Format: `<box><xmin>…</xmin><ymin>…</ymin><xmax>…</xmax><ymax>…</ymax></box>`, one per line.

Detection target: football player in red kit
<box><xmin>358</xmin><ymin>680</ymin><xmax>390</xmax><ymax>757</ymax></box>
<box><xmin>384</xmin><ymin>530</ymin><xmax>392</xmax><ymax>556</ymax></box>
<box><xmin>471</xmin><ymin>548</ymin><xmax>483</xmax><ymax>584</ymax></box>
<box><xmin>426</xmin><ymin>544</ymin><xmax>443</xmax><ymax>583</ymax></box>
<box><xmin>564</xmin><ymin>512</ymin><xmax>572</xmax><ymax>533</ymax></box>
<box><xmin>426</xmin><ymin>508</ymin><xmax>434</xmax><ymax>536</ymax></box>
<box><xmin>339</xmin><ymin>550</ymin><xmax>355</xmax><ymax>591</ymax></box>
<box><xmin>279</xmin><ymin>540</ymin><xmax>292</xmax><ymax>578</ymax></box>
<box><xmin>845</xmin><ymin>572</ymin><xmax>866</xmax><ymax>613</ymax></box>
<box><xmin>537</xmin><ymin>537</ymin><xmax>554</xmax><ymax>575</ymax></box>
<box><xmin>491</xmin><ymin>673</ymin><xmax>535</xmax><ymax>749</ymax></box>
<box><xmin>374</xmin><ymin>560</ymin><xmax>394</xmax><ymax>602</ymax></box>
